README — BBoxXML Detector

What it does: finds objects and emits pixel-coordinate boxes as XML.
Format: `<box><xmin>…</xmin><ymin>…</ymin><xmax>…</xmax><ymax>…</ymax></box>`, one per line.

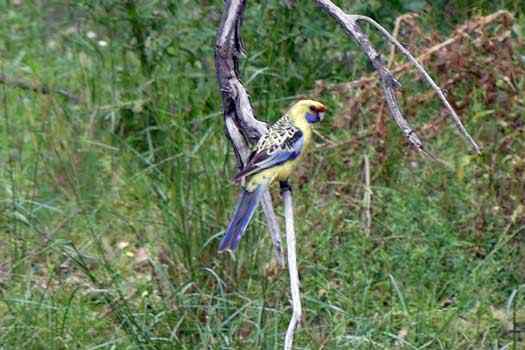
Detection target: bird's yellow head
<box><xmin>288</xmin><ymin>99</ymin><xmax>327</xmax><ymax>126</ymax></box>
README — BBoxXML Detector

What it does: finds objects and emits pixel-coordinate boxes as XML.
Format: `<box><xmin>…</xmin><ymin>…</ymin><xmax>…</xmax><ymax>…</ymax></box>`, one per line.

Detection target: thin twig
<box><xmin>0</xmin><ymin>73</ymin><xmax>81</xmax><ymax>104</ymax></box>
<box><xmin>282</xmin><ymin>187</ymin><xmax>301</xmax><ymax>350</ymax></box>
<box><xmin>320</xmin><ymin>10</ymin><xmax>513</xmax><ymax>95</ymax></box>
<box><xmin>363</xmin><ymin>154</ymin><xmax>371</xmax><ymax>236</ymax></box>
<box><xmin>387</xmin><ymin>13</ymin><xmax>419</xmax><ymax>69</ymax></box>
<box><xmin>314</xmin><ymin>0</ymin><xmax>480</xmax><ymax>156</ymax></box>
<box><xmin>262</xmin><ymin>190</ymin><xmax>285</xmax><ymax>266</ymax></box>
<box><xmin>353</xmin><ymin>15</ymin><xmax>480</xmax><ymax>154</ymax></box>
<box><xmin>313</xmin><ymin>0</ymin><xmax>423</xmax><ymax>154</ymax></box>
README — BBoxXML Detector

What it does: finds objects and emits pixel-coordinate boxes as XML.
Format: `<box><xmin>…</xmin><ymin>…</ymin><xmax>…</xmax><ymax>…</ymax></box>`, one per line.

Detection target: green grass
<box><xmin>1</xmin><ymin>1</ymin><xmax>525</xmax><ymax>349</ymax></box>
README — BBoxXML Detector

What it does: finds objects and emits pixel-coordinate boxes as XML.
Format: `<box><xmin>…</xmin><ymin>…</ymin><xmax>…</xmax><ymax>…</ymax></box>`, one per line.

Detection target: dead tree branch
<box><xmin>387</xmin><ymin>13</ymin><xmax>420</xmax><ymax>68</ymax></box>
<box><xmin>321</xmin><ymin>10</ymin><xmax>514</xmax><ymax>93</ymax></box>
<box><xmin>363</xmin><ymin>154</ymin><xmax>372</xmax><ymax>236</ymax></box>
<box><xmin>215</xmin><ymin>0</ymin><xmax>284</xmax><ymax>265</ymax></box>
<box><xmin>0</xmin><ymin>74</ymin><xmax>81</xmax><ymax>104</ymax></box>
<box><xmin>314</xmin><ymin>0</ymin><xmax>480</xmax><ymax>155</ymax></box>
<box><xmin>215</xmin><ymin>1</ymin><xmax>481</xmax><ymax>349</ymax></box>
<box><xmin>281</xmin><ymin>183</ymin><xmax>301</xmax><ymax>350</ymax></box>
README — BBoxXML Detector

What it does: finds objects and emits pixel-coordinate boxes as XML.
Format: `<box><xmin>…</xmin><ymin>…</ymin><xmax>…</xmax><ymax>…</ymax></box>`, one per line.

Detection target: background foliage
<box><xmin>1</xmin><ymin>0</ymin><xmax>524</xmax><ymax>349</ymax></box>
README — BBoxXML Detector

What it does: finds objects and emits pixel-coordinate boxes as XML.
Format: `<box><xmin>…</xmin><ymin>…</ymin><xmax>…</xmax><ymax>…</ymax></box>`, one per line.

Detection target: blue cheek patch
<box><xmin>306</xmin><ymin>112</ymin><xmax>320</xmax><ymax>124</ymax></box>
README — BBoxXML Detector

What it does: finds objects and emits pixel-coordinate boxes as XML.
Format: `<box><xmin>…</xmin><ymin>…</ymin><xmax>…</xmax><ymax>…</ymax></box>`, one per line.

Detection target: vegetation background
<box><xmin>1</xmin><ymin>0</ymin><xmax>524</xmax><ymax>349</ymax></box>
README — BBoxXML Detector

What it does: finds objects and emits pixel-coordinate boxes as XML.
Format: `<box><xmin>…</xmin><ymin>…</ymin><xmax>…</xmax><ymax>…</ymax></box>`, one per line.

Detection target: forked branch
<box><xmin>215</xmin><ymin>1</ymin><xmax>480</xmax><ymax>350</ymax></box>
<box><xmin>315</xmin><ymin>0</ymin><xmax>480</xmax><ymax>155</ymax></box>
<box><xmin>215</xmin><ymin>0</ymin><xmax>284</xmax><ymax>265</ymax></box>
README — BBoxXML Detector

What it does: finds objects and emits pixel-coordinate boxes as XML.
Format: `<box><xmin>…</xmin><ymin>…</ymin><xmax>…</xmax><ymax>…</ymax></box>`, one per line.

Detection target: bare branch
<box><xmin>387</xmin><ymin>13</ymin><xmax>419</xmax><ymax>69</ymax></box>
<box><xmin>314</xmin><ymin>0</ymin><xmax>480</xmax><ymax>155</ymax></box>
<box><xmin>0</xmin><ymin>73</ymin><xmax>81</xmax><ymax>104</ymax></box>
<box><xmin>261</xmin><ymin>191</ymin><xmax>285</xmax><ymax>266</ymax></box>
<box><xmin>320</xmin><ymin>10</ymin><xmax>514</xmax><ymax>94</ymax></box>
<box><xmin>216</xmin><ymin>0</ymin><xmax>267</xmax><ymax>148</ymax></box>
<box><xmin>216</xmin><ymin>2</ymin><xmax>481</xmax><ymax>349</ymax></box>
<box><xmin>282</xmin><ymin>186</ymin><xmax>301</xmax><ymax>350</ymax></box>
<box><xmin>362</xmin><ymin>154</ymin><xmax>371</xmax><ymax>236</ymax></box>
<box><xmin>216</xmin><ymin>0</ymin><xmax>283</xmax><ymax>262</ymax></box>
<box><xmin>353</xmin><ymin>15</ymin><xmax>481</xmax><ymax>154</ymax></box>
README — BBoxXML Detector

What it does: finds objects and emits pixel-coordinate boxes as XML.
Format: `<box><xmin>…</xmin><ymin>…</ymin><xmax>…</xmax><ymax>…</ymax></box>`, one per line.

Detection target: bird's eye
<box><xmin>309</xmin><ymin>106</ymin><xmax>316</xmax><ymax>112</ymax></box>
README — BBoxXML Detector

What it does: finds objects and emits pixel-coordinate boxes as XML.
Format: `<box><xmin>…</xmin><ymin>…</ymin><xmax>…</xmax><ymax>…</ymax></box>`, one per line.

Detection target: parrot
<box><xmin>219</xmin><ymin>99</ymin><xmax>327</xmax><ymax>252</ymax></box>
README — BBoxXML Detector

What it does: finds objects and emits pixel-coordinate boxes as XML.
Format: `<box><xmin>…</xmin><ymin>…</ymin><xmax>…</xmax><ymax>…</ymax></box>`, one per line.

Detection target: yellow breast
<box><xmin>245</xmin><ymin>108</ymin><xmax>315</xmax><ymax>191</ymax></box>
<box><xmin>246</xmin><ymin>138</ymin><xmax>310</xmax><ymax>191</ymax></box>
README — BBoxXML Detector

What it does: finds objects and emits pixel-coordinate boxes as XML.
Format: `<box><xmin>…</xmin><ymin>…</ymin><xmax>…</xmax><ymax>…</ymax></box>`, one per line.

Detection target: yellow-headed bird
<box><xmin>219</xmin><ymin>100</ymin><xmax>327</xmax><ymax>251</ymax></box>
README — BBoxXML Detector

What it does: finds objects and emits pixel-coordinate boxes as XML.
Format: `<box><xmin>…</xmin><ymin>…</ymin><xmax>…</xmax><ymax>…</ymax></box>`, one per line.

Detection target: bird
<box><xmin>219</xmin><ymin>99</ymin><xmax>326</xmax><ymax>252</ymax></box>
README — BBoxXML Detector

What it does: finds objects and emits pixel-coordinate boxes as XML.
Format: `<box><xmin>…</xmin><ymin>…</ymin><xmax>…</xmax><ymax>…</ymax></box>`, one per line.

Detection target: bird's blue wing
<box><xmin>234</xmin><ymin>129</ymin><xmax>304</xmax><ymax>181</ymax></box>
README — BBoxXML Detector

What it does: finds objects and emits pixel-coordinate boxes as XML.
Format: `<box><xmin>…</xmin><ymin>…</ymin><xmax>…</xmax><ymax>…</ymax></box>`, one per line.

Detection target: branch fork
<box><xmin>215</xmin><ymin>1</ymin><xmax>479</xmax><ymax>349</ymax></box>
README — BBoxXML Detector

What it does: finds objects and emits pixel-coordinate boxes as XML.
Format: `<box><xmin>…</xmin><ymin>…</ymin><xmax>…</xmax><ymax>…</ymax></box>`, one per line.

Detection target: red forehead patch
<box><xmin>311</xmin><ymin>105</ymin><xmax>327</xmax><ymax>113</ymax></box>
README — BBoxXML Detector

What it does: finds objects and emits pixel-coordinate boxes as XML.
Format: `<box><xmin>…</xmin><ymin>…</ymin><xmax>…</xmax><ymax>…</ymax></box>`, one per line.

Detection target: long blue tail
<box><xmin>219</xmin><ymin>185</ymin><xmax>266</xmax><ymax>252</ymax></box>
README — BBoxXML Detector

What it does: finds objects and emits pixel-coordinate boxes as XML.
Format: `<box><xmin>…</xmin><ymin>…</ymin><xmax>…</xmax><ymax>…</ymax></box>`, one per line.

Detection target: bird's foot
<box><xmin>279</xmin><ymin>180</ymin><xmax>292</xmax><ymax>194</ymax></box>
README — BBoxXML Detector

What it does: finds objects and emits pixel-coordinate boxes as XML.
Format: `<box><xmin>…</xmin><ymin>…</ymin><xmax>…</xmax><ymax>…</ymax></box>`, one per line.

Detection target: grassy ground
<box><xmin>1</xmin><ymin>1</ymin><xmax>525</xmax><ymax>349</ymax></box>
